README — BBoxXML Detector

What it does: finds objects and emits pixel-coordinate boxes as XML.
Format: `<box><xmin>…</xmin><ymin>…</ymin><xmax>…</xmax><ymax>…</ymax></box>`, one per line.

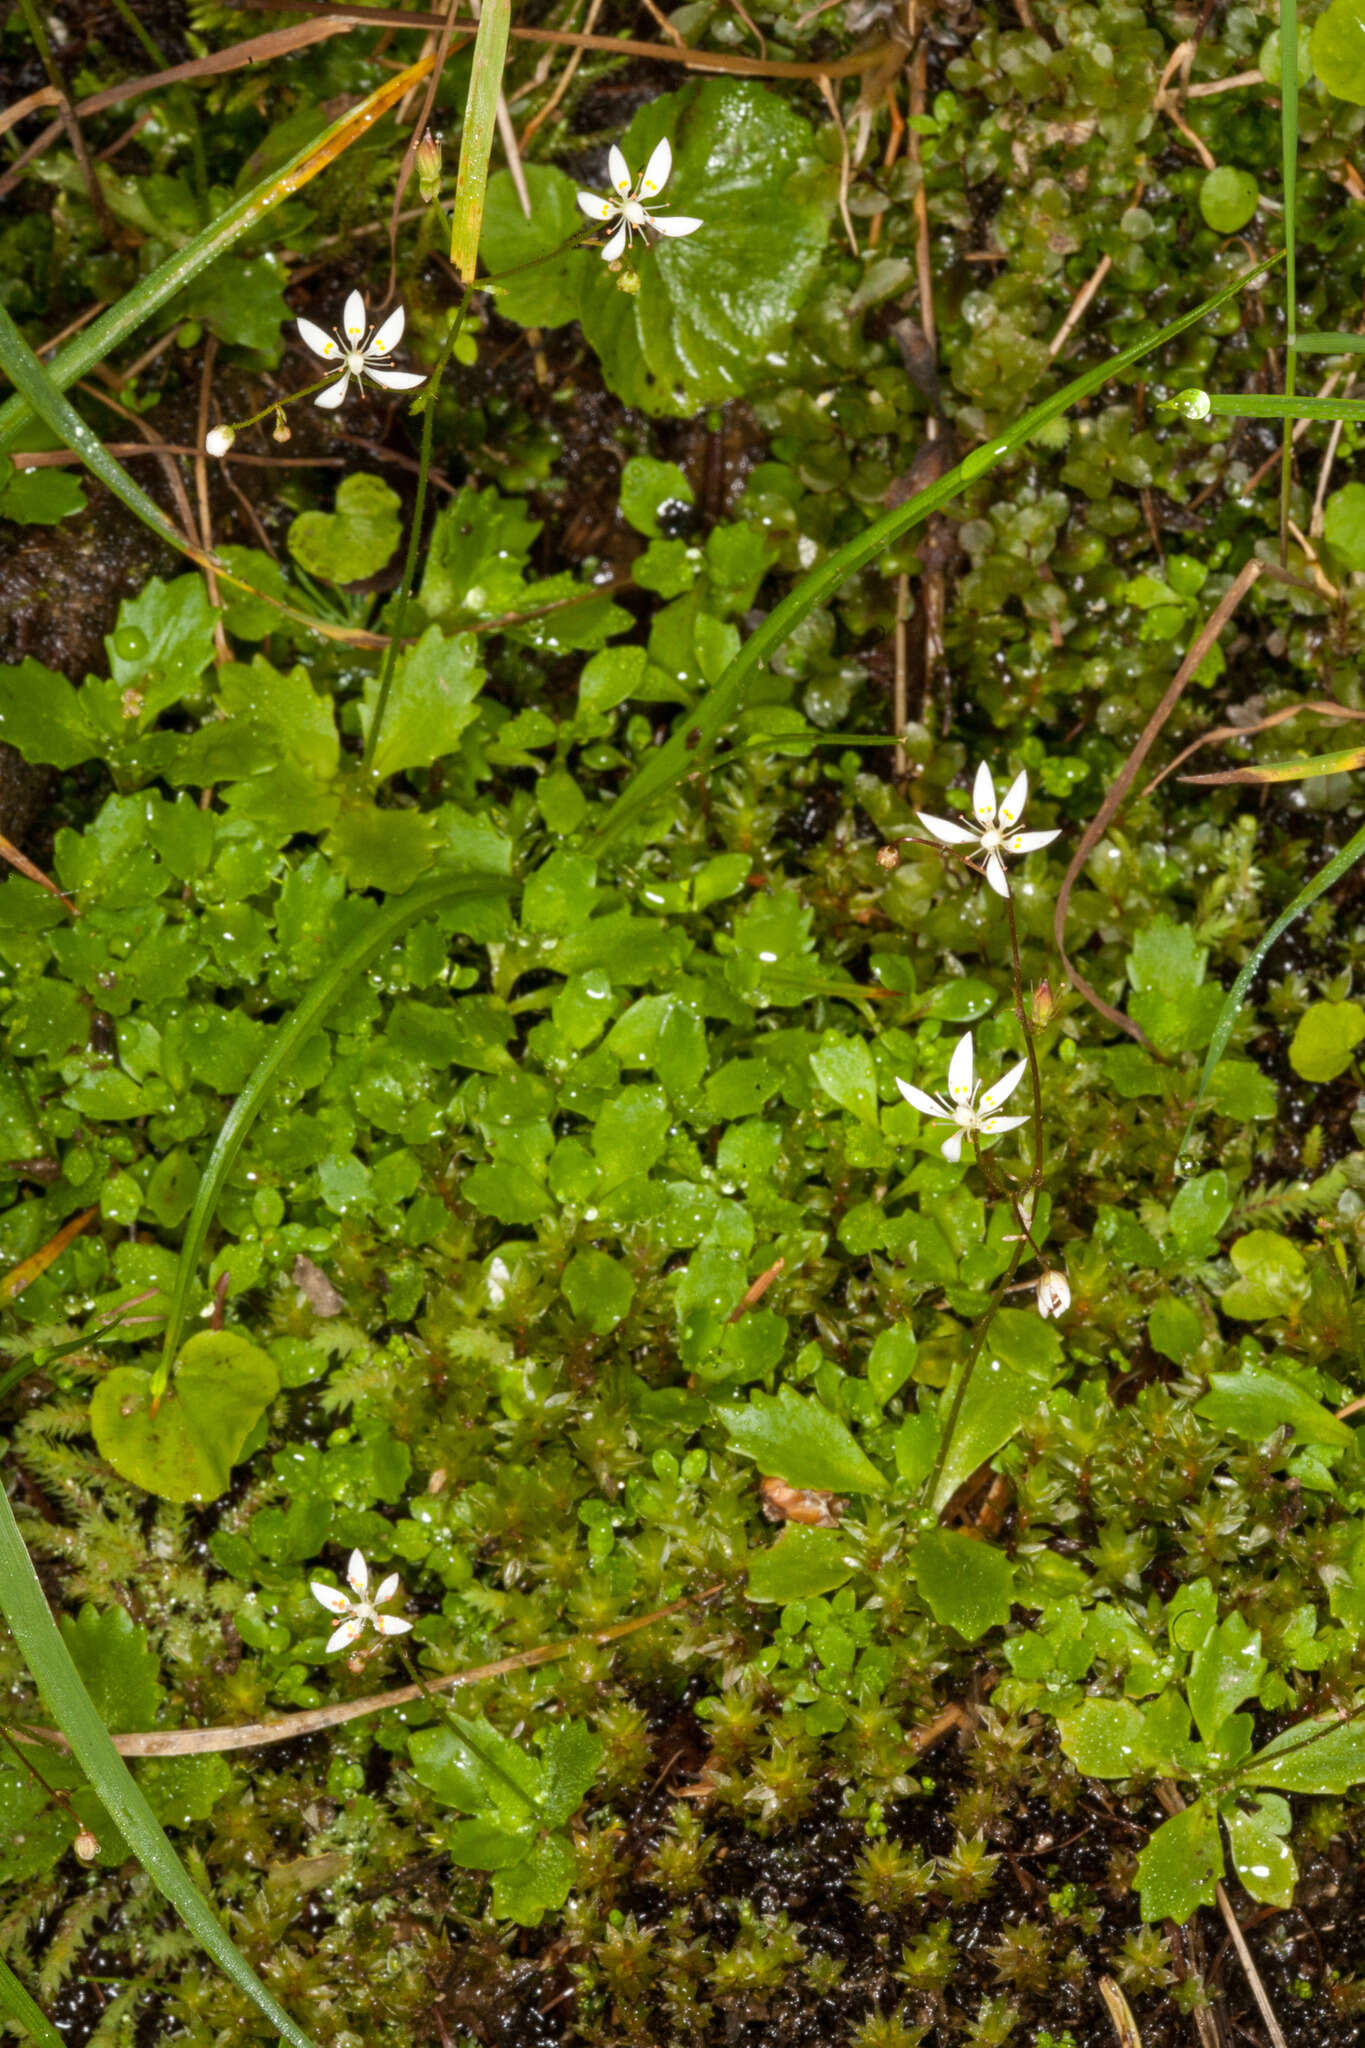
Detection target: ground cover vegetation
<box><xmin>7</xmin><ymin>0</ymin><xmax>1365</xmax><ymax>2043</ymax></box>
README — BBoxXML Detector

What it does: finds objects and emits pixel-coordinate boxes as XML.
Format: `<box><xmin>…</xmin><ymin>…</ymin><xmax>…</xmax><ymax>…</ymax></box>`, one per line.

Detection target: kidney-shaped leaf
<box><xmin>90</xmin><ymin>1332</ymin><xmax>279</xmax><ymax>1503</ymax></box>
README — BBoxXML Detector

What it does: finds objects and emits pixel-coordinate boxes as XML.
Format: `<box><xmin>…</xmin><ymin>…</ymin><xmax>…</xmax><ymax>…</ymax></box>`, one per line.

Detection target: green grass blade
<box><xmin>450</xmin><ymin>0</ymin><xmax>511</xmax><ymax>280</ymax></box>
<box><xmin>1181</xmin><ymin>818</ymin><xmax>1365</xmax><ymax>1152</ymax></box>
<box><xmin>0</xmin><ymin>301</ymin><xmax>195</xmax><ymax>554</ymax></box>
<box><xmin>156</xmin><ymin>872</ymin><xmax>511</xmax><ymax>1384</ymax></box>
<box><xmin>1280</xmin><ymin>0</ymin><xmax>1299</xmax><ymax>562</ymax></box>
<box><xmin>0</xmin><ymin>56</ymin><xmax>435</xmax><ymax>453</ymax></box>
<box><xmin>0</xmin><ymin>1492</ymin><xmax>320</xmax><ymax>2048</ymax></box>
<box><xmin>591</xmin><ymin>252</ymin><xmax>1280</xmax><ymax>853</ymax></box>
<box><xmin>1175</xmin><ymin>393</ymin><xmax>1365</xmax><ymax>422</ymax></box>
<box><xmin>1293</xmin><ymin>332</ymin><xmax>1365</xmax><ymax>355</ymax></box>
<box><xmin>0</xmin><ymin>1957</ymin><xmax>64</xmax><ymax>2047</ymax></box>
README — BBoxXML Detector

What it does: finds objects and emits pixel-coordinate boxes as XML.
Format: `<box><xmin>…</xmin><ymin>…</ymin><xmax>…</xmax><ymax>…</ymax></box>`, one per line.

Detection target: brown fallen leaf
<box><xmin>759</xmin><ymin>1476</ymin><xmax>844</xmax><ymax>1527</ymax></box>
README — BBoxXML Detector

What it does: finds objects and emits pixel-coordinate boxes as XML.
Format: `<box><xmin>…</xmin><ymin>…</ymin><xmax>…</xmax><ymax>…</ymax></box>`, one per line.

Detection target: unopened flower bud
<box><xmin>876</xmin><ymin>843</ymin><xmax>901</xmax><ymax>871</ymax></box>
<box><xmin>616</xmin><ymin>266</ymin><xmax>642</xmax><ymax>294</ymax></box>
<box><xmin>272</xmin><ymin>406</ymin><xmax>291</xmax><ymax>444</ymax></box>
<box><xmin>73</xmin><ymin>1827</ymin><xmax>99</xmax><ymax>1863</ymax></box>
<box><xmin>417</xmin><ymin>128</ymin><xmax>443</xmax><ymax>205</ymax></box>
<box><xmin>204</xmin><ymin>424</ymin><xmax>234</xmax><ymax>458</ymax></box>
<box><xmin>1036</xmin><ymin>1270</ymin><xmax>1071</xmax><ymax>1321</ymax></box>
<box><xmin>1031</xmin><ymin>977</ymin><xmax>1054</xmax><ymax>1027</ymax></box>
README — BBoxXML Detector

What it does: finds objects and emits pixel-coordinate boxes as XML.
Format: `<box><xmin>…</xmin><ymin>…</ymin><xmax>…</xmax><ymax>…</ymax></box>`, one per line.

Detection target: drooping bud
<box><xmin>616</xmin><ymin>265</ymin><xmax>642</xmax><ymax>295</ymax></box>
<box><xmin>272</xmin><ymin>406</ymin><xmax>291</xmax><ymax>444</ymax></box>
<box><xmin>876</xmin><ymin>843</ymin><xmax>901</xmax><ymax>871</ymax></box>
<box><xmin>204</xmin><ymin>424</ymin><xmax>235</xmax><ymax>458</ymax></box>
<box><xmin>73</xmin><ymin>1827</ymin><xmax>99</xmax><ymax>1863</ymax></box>
<box><xmin>417</xmin><ymin>128</ymin><xmax>443</xmax><ymax>205</ymax></box>
<box><xmin>1036</xmin><ymin>1270</ymin><xmax>1071</xmax><ymax>1321</ymax></box>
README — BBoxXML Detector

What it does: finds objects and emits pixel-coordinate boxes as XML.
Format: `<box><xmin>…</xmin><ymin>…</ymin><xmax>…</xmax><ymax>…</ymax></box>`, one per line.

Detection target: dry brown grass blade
<box><xmin>17</xmin><ymin>1587</ymin><xmax>726</xmax><ymax>1758</ymax></box>
<box><xmin>0</xmin><ymin>18</ymin><xmax>353</xmax><ymax>140</ymax></box>
<box><xmin>1141</xmin><ymin>698</ymin><xmax>1365</xmax><ymax>798</ymax></box>
<box><xmin>235</xmin><ymin>0</ymin><xmax>899</xmax><ymax>81</ymax></box>
<box><xmin>1098</xmin><ymin>1977</ymin><xmax>1143</xmax><ymax>2047</ymax></box>
<box><xmin>1054</xmin><ymin>557</ymin><xmax>1265</xmax><ymax>1046</ymax></box>
<box><xmin>0</xmin><ymin>835</ymin><xmax>79</xmax><ymax>914</ymax></box>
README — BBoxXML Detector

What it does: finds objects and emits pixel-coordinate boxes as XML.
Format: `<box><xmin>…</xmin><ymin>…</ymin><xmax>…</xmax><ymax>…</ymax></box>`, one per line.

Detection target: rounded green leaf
<box><xmin>746</xmin><ymin>1525</ymin><xmax>858</xmax><ymax>1603</ymax></box>
<box><xmin>288</xmin><ymin>473</ymin><xmax>402</xmax><ymax>585</ymax></box>
<box><xmin>562</xmin><ymin>1248</ymin><xmax>634</xmax><ymax>1334</ymax></box>
<box><xmin>481</xmin><ymin>80</ymin><xmax>835</xmax><ymax>416</ymax></box>
<box><xmin>619</xmin><ymin>457</ymin><xmax>694</xmax><ymax>538</ymax></box>
<box><xmin>90</xmin><ymin>1331</ymin><xmax>279</xmax><ymax>1503</ymax></box>
<box><xmin>1135</xmin><ymin>1801</ymin><xmax>1224</xmax><ymax>1923</ymax></box>
<box><xmin>913</xmin><ymin>1527</ymin><xmax>1015</xmax><ymax>1642</ymax></box>
<box><xmin>1312</xmin><ymin>0</ymin><xmax>1365</xmax><ymax>103</ymax></box>
<box><xmin>1198</xmin><ymin>166</ymin><xmax>1260</xmax><ymax>234</ymax></box>
<box><xmin>1288</xmin><ymin>999</ymin><xmax>1365</xmax><ymax>1082</ymax></box>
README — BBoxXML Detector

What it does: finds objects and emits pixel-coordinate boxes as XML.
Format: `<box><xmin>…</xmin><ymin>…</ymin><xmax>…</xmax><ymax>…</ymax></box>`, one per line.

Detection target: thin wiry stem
<box><xmin>920</xmin><ymin>878</ymin><xmax>1047</xmax><ymax>1512</ymax></box>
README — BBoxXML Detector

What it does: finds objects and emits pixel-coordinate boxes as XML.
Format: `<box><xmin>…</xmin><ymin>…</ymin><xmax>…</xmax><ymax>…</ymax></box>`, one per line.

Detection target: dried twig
<box><xmin>1054</xmin><ymin>559</ymin><xmax>1265</xmax><ymax>1045</ymax></box>
<box><xmin>17</xmin><ymin>1587</ymin><xmax>725</xmax><ymax>1758</ymax></box>
<box><xmin>519</xmin><ymin>0</ymin><xmax>603</xmax><ymax>145</ymax></box>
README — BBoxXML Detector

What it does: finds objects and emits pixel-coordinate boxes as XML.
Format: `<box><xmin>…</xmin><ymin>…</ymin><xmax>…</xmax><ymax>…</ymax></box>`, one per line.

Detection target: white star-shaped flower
<box><xmin>914</xmin><ymin>762</ymin><xmax>1060</xmax><ymax>898</ymax></box>
<box><xmin>309</xmin><ymin>1549</ymin><xmax>413</xmax><ymax>1653</ymax></box>
<box><xmin>894</xmin><ymin>1030</ymin><xmax>1029</xmax><ymax>1164</ymax></box>
<box><xmin>295</xmin><ymin>291</ymin><xmax>427</xmax><ymax>411</ymax></box>
<box><xmin>576</xmin><ymin>138</ymin><xmax>702</xmax><ymax>263</ymax></box>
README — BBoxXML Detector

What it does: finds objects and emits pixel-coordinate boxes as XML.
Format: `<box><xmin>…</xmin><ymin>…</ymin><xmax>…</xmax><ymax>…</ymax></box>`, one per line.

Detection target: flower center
<box><xmin>622</xmin><ymin>197</ymin><xmax>651</xmax><ymax>227</ymax></box>
<box><xmin>344</xmin><ymin>348</ymin><xmax>367</xmax><ymax>375</ymax></box>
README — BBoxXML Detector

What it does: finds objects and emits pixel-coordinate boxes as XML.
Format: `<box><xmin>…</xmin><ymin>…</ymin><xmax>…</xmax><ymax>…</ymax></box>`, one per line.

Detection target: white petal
<box><xmin>979</xmin><ymin>1058</ymin><xmax>1027</xmax><ymax>1114</ymax></box>
<box><xmin>916</xmin><ymin>810</ymin><xmax>980</xmax><ymax>847</ymax></box>
<box><xmin>895</xmin><ymin>1078</ymin><xmax>947</xmax><ymax>1119</ymax></box>
<box><xmin>326</xmin><ymin>1618</ymin><xmax>365</xmax><ymax>1653</ymax></box>
<box><xmin>600</xmin><ymin>221</ymin><xmax>629</xmax><ymax>263</ymax></box>
<box><xmin>342</xmin><ymin>289</ymin><xmax>367</xmax><ymax>343</ymax></box>
<box><xmin>983</xmin><ymin>851</ymin><xmax>1011</xmax><ymax>897</ymax></box>
<box><xmin>577</xmin><ymin>190</ymin><xmax>618</xmax><ymax>221</ymax></box>
<box><xmin>978</xmin><ymin>1113</ymin><xmax>1029</xmax><ymax>1137</ymax></box>
<box><xmin>1004</xmin><ymin>828</ymin><xmax>1061</xmax><ymax>854</ymax></box>
<box><xmin>369</xmin><ymin>303</ymin><xmax>405</xmax><ymax>354</ymax></box>
<box><xmin>364</xmin><ymin>366</ymin><xmax>426</xmax><ymax>390</ymax></box>
<box><xmin>372</xmin><ymin>1572</ymin><xmax>400</xmax><ymax>1607</ymax></box>
<box><xmin>608</xmin><ymin>144</ymin><xmax>632</xmax><ymax>199</ymax></box>
<box><xmin>649</xmin><ymin>214</ymin><xmax>703</xmax><ymax>238</ymax></box>
<box><xmin>639</xmin><ymin>136</ymin><xmax>672</xmax><ymax>198</ymax></box>
<box><xmin>998</xmin><ymin>768</ymin><xmax>1029</xmax><ymax>828</ymax></box>
<box><xmin>297</xmin><ymin>316</ymin><xmax>339</xmax><ymax>360</ymax></box>
<box><xmin>374</xmin><ymin>1615</ymin><xmax>414</xmax><ymax>1636</ymax></box>
<box><xmin>940</xmin><ymin>1131</ymin><xmax>964</xmax><ymax>1163</ymax></box>
<box><xmin>309</xmin><ymin>1582</ymin><xmax>352</xmax><ymax>1616</ymax></box>
<box><xmin>947</xmin><ymin>1032</ymin><xmax>975</xmax><ymax>1103</ymax></box>
<box><xmin>346</xmin><ymin>1550</ymin><xmax>369</xmax><ymax>1597</ymax></box>
<box><xmin>313</xmin><ymin>373</ymin><xmax>350</xmax><ymax>410</ymax></box>
<box><xmin>972</xmin><ymin>760</ymin><xmax>997</xmax><ymax>827</ymax></box>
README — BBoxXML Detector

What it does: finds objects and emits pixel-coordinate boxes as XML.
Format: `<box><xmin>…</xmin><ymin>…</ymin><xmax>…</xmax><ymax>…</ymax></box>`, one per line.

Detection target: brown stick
<box><xmin>231</xmin><ymin>1</ymin><xmax>901</xmax><ymax>81</ymax></box>
<box><xmin>1053</xmin><ymin>558</ymin><xmax>1264</xmax><ymax>1044</ymax></box>
<box><xmin>727</xmin><ymin>1257</ymin><xmax>785</xmax><ymax>1322</ymax></box>
<box><xmin>15</xmin><ymin>1586</ymin><xmax>724</xmax><ymax>1758</ymax></box>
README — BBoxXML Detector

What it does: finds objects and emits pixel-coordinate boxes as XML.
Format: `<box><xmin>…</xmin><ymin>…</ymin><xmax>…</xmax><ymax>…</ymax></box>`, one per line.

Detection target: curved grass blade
<box><xmin>1183</xmin><ymin>743</ymin><xmax>1365</xmax><ymax>786</ymax></box>
<box><xmin>0</xmin><ymin>55</ymin><xmax>435</xmax><ymax>451</ymax></box>
<box><xmin>1181</xmin><ymin>817</ymin><xmax>1365</xmax><ymax>1151</ymax></box>
<box><xmin>0</xmin><ymin>1492</ymin><xmax>320</xmax><ymax>2048</ymax></box>
<box><xmin>0</xmin><ymin>1957</ymin><xmax>63</xmax><ymax>2047</ymax></box>
<box><xmin>0</xmin><ymin>301</ymin><xmax>193</xmax><ymax>554</ymax></box>
<box><xmin>156</xmin><ymin>871</ymin><xmax>511</xmax><ymax>1385</ymax></box>
<box><xmin>450</xmin><ymin>0</ymin><xmax>511</xmax><ymax>281</ymax></box>
<box><xmin>591</xmin><ymin>252</ymin><xmax>1280</xmax><ymax>853</ymax></box>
